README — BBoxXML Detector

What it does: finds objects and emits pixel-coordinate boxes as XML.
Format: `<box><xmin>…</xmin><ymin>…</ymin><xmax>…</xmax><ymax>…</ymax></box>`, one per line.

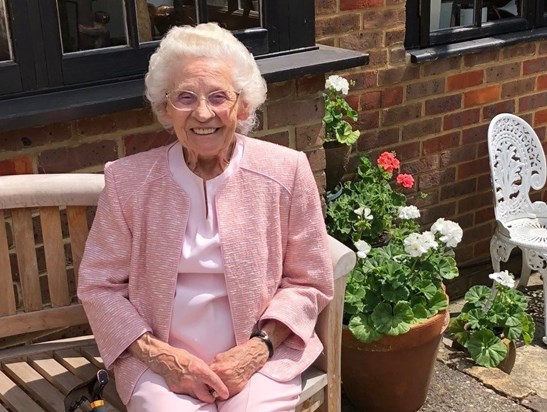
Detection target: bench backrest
<box><xmin>0</xmin><ymin>174</ymin><xmax>104</xmax><ymax>342</ymax></box>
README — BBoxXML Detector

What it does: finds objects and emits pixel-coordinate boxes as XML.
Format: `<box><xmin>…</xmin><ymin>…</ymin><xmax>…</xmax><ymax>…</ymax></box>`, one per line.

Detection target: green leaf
<box><xmin>427</xmin><ymin>290</ymin><xmax>448</xmax><ymax>315</ymax></box>
<box><xmin>464</xmin><ymin>286</ymin><xmax>491</xmax><ymax>304</ymax></box>
<box><xmin>411</xmin><ymin>304</ymin><xmax>429</xmax><ymax>323</ymax></box>
<box><xmin>467</xmin><ymin>330</ymin><xmax>508</xmax><ymax>367</ymax></box>
<box><xmin>348</xmin><ymin>314</ymin><xmax>383</xmax><ymax>344</ymax></box>
<box><xmin>371</xmin><ymin>302</ymin><xmax>413</xmax><ymax>336</ymax></box>
<box><xmin>449</xmin><ymin>317</ymin><xmax>470</xmax><ymax>346</ymax></box>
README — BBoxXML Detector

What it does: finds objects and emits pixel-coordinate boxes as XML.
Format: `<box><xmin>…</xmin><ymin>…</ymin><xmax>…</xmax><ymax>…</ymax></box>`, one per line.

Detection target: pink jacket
<box><xmin>77</xmin><ymin>135</ymin><xmax>334</xmax><ymax>404</ymax></box>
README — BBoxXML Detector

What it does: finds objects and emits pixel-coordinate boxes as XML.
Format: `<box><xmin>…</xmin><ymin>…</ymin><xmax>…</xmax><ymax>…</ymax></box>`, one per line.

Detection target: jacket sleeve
<box><xmin>77</xmin><ymin>163</ymin><xmax>152</xmax><ymax>369</ymax></box>
<box><xmin>259</xmin><ymin>151</ymin><xmax>334</xmax><ymax>349</ymax></box>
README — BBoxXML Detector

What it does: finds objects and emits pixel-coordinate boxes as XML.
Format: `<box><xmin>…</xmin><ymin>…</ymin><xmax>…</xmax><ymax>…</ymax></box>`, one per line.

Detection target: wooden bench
<box><xmin>0</xmin><ymin>173</ymin><xmax>355</xmax><ymax>412</ymax></box>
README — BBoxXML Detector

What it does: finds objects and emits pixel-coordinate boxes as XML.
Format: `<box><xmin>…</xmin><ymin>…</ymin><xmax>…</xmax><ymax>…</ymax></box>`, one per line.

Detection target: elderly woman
<box><xmin>77</xmin><ymin>23</ymin><xmax>333</xmax><ymax>412</ymax></box>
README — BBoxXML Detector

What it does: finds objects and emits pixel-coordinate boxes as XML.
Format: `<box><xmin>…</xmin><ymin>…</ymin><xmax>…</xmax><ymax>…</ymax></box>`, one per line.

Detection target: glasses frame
<box><xmin>166</xmin><ymin>89</ymin><xmax>241</xmax><ymax>112</ymax></box>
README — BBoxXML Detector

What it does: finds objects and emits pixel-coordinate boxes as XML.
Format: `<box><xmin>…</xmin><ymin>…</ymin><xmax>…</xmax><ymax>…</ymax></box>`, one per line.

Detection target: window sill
<box><xmin>409</xmin><ymin>27</ymin><xmax>547</xmax><ymax>63</ymax></box>
<box><xmin>0</xmin><ymin>45</ymin><xmax>368</xmax><ymax>132</ymax></box>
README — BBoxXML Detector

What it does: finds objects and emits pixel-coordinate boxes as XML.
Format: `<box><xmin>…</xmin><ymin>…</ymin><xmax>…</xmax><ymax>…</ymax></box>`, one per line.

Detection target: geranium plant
<box><xmin>323</xmin><ymin>75</ymin><xmax>360</xmax><ymax>146</ymax></box>
<box><xmin>326</xmin><ymin>152</ymin><xmax>463</xmax><ymax>344</ymax></box>
<box><xmin>449</xmin><ymin>270</ymin><xmax>535</xmax><ymax>367</ymax></box>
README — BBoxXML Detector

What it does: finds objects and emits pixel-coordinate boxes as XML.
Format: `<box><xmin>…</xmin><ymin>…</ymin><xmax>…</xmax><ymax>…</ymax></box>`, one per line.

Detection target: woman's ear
<box><xmin>237</xmin><ymin>101</ymin><xmax>251</xmax><ymax>121</ymax></box>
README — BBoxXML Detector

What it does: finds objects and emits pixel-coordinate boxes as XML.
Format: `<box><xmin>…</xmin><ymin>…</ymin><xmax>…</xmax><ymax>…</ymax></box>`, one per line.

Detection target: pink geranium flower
<box><xmin>396</xmin><ymin>174</ymin><xmax>415</xmax><ymax>188</ymax></box>
<box><xmin>377</xmin><ymin>152</ymin><xmax>400</xmax><ymax>173</ymax></box>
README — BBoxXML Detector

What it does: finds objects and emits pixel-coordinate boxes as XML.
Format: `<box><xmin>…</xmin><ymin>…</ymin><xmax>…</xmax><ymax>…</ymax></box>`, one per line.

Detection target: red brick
<box><xmin>425</xmin><ymin>95</ymin><xmax>461</xmax><ymax>115</ymax></box>
<box><xmin>443</xmin><ymin>109</ymin><xmax>481</xmax><ymax>130</ymax></box>
<box><xmin>340</xmin><ymin>0</ymin><xmax>384</xmax><ymax>10</ymax></box>
<box><xmin>363</xmin><ymin>8</ymin><xmax>405</xmax><ymax>29</ymax></box>
<box><xmin>440</xmin><ymin>179</ymin><xmax>477</xmax><ymax>200</ymax></box>
<box><xmin>464</xmin><ymin>85</ymin><xmax>500</xmax><ymax>107</ymax></box>
<box><xmin>367</xmin><ymin>49</ymin><xmax>389</xmax><ymax>67</ymax></box>
<box><xmin>389</xmin><ymin>46</ymin><xmax>406</xmax><ymax>65</ymax></box>
<box><xmin>0</xmin><ymin>123</ymin><xmax>71</xmax><ymax>152</ymax></box>
<box><xmin>361</xmin><ymin>91</ymin><xmax>382</xmax><ymax>110</ymax></box>
<box><xmin>267</xmin><ymin>97</ymin><xmax>323</xmax><ymax>128</ymax></box>
<box><xmin>476</xmin><ymin>141</ymin><xmax>489</xmax><ymax>158</ymax></box>
<box><xmin>519</xmin><ymin>92</ymin><xmax>547</xmax><ymax>112</ymax></box>
<box><xmin>354</xmin><ymin>110</ymin><xmax>380</xmax><ymax>130</ymax></box>
<box><xmin>422</xmin><ymin>131</ymin><xmax>460</xmax><ymax>155</ymax></box>
<box><xmin>346</xmin><ymin>95</ymin><xmax>360</xmax><ymax>111</ymax></box>
<box><xmin>38</xmin><ymin>140</ymin><xmax>118</xmax><ymax>173</ymax></box>
<box><xmin>523</xmin><ymin>57</ymin><xmax>547</xmax><ymax>75</ymax></box>
<box><xmin>473</xmin><ymin>238</ymin><xmax>492</xmax><ymax>259</ymax></box>
<box><xmin>463</xmin><ymin>50</ymin><xmax>500</xmax><ymax>68</ymax></box>
<box><xmin>485</xmin><ymin>63</ymin><xmax>521</xmax><ymax>83</ymax></box>
<box><xmin>315</xmin><ymin>14</ymin><xmax>361</xmax><ymax>37</ymax></box>
<box><xmin>540</xmin><ymin>41</ymin><xmax>547</xmax><ymax>55</ymax></box>
<box><xmin>457</xmin><ymin>157</ymin><xmax>489</xmax><ymax>179</ymax></box>
<box><xmin>364</xmin><ymin>71</ymin><xmax>379</xmax><ymax>88</ymax></box>
<box><xmin>305</xmin><ymin>149</ymin><xmax>326</xmax><ymax>172</ymax></box>
<box><xmin>316</xmin><ymin>38</ymin><xmax>335</xmax><ymax>47</ymax></box>
<box><xmin>295</xmin><ymin>124</ymin><xmax>324</xmax><ymax>150</ymax></box>
<box><xmin>440</xmin><ymin>145</ymin><xmax>475</xmax><ymax>168</ymax></box>
<box><xmin>315</xmin><ymin>0</ymin><xmax>337</xmax><ymax>14</ymax></box>
<box><xmin>501</xmin><ymin>78</ymin><xmax>535</xmax><ymax>98</ymax></box>
<box><xmin>458</xmin><ymin>191</ymin><xmax>493</xmax><ymax>213</ymax></box>
<box><xmin>535</xmin><ymin>109</ymin><xmax>547</xmax><ymax>126</ymax></box>
<box><xmin>297</xmin><ymin>75</ymin><xmax>326</xmax><ymax>96</ymax></box>
<box><xmin>124</xmin><ymin>130</ymin><xmax>176</xmax><ymax>156</ymax></box>
<box><xmin>406</xmin><ymin>79</ymin><xmax>444</xmax><ymax>101</ymax></box>
<box><xmin>462</xmin><ymin>124</ymin><xmax>488</xmax><ymax>145</ymax></box>
<box><xmin>382</xmin><ymin>87</ymin><xmax>404</xmax><ymax>107</ymax></box>
<box><xmin>538</xmin><ymin>74</ymin><xmax>547</xmax><ymax>91</ymax></box>
<box><xmin>463</xmin><ymin>221</ymin><xmax>495</xmax><ymax>244</ymax></box>
<box><xmin>423</xmin><ymin>57</ymin><xmax>461</xmax><ymax>77</ymax></box>
<box><xmin>401</xmin><ymin>118</ymin><xmax>442</xmax><ymax>141</ymax></box>
<box><xmin>385</xmin><ymin>29</ymin><xmax>405</xmax><ymax>46</ymax></box>
<box><xmin>482</xmin><ymin>100</ymin><xmax>516</xmax><ymax>121</ymax></box>
<box><xmin>388</xmin><ymin>141</ymin><xmax>421</xmax><ymax>161</ymax></box>
<box><xmin>0</xmin><ymin>156</ymin><xmax>33</xmax><ymax>175</ymax></box>
<box><xmin>357</xmin><ymin>127</ymin><xmax>400</xmax><ymax>151</ymax></box>
<box><xmin>418</xmin><ymin>167</ymin><xmax>456</xmax><ymax>190</ymax></box>
<box><xmin>267</xmin><ymin>81</ymin><xmax>294</xmax><ymax>101</ymax></box>
<box><xmin>501</xmin><ymin>43</ymin><xmax>537</xmax><ymax>59</ymax></box>
<box><xmin>475</xmin><ymin>207</ymin><xmax>495</xmax><ymax>224</ymax></box>
<box><xmin>446</xmin><ymin>71</ymin><xmax>484</xmax><ymax>92</ymax></box>
<box><xmin>382</xmin><ymin>103</ymin><xmax>422</xmax><ymax>126</ymax></box>
<box><xmin>344</xmin><ymin>73</ymin><xmax>368</xmax><ymax>91</ymax></box>
<box><xmin>259</xmin><ymin>131</ymin><xmax>290</xmax><ymax>147</ymax></box>
<box><xmin>75</xmin><ymin>109</ymin><xmax>154</xmax><ymax>137</ymax></box>
<box><xmin>404</xmin><ymin>155</ymin><xmax>440</xmax><ymax>175</ymax></box>
<box><xmin>379</xmin><ymin>66</ymin><xmax>420</xmax><ymax>86</ymax></box>
<box><xmin>421</xmin><ymin>202</ymin><xmax>457</xmax><ymax>224</ymax></box>
<box><xmin>477</xmin><ymin>174</ymin><xmax>491</xmax><ymax>191</ymax></box>
<box><xmin>339</xmin><ymin>31</ymin><xmax>383</xmax><ymax>52</ymax></box>
<box><xmin>456</xmin><ymin>212</ymin><xmax>475</xmax><ymax>230</ymax></box>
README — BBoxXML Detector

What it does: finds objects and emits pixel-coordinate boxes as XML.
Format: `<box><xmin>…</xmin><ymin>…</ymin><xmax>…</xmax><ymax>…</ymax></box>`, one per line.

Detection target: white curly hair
<box><xmin>145</xmin><ymin>23</ymin><xmax>267</xmax><ymax>135</ymax></box>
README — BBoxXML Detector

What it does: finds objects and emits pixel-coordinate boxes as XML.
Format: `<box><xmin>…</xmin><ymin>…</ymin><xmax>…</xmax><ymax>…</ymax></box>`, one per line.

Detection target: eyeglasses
<box><xmin>166</xmin><ymin>89</ymin><xmax>240</xmax><ymax>112</ymax></box>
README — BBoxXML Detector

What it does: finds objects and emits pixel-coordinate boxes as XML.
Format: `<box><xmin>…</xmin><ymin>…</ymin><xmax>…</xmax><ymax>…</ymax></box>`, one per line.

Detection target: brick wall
<box><xmin>317</xmin><ymin>0</ymin><xmax>547</xmax><ymax>269</ymax></box>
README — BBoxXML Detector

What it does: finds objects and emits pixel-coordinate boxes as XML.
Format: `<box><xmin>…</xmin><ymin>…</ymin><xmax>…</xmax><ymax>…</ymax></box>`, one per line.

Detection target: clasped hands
<box><xmin>131</xmin><ymin>333</ymin><xmax>270</xmax><ymax>403</ymax></box>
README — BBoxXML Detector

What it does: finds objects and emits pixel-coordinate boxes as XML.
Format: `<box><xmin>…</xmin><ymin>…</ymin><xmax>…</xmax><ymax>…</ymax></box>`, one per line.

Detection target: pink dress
<box><xmin>126</xmin><ymin>139</ymin><xmax>301</xmax><ymax>412</ymax></box>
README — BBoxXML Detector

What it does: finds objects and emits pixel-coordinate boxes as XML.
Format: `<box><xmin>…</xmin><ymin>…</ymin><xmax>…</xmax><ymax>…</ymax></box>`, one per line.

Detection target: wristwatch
<box><xmin>250</xmin><ymin>330</ymin><xmax>274</xmax><ymax>359</ymax></box>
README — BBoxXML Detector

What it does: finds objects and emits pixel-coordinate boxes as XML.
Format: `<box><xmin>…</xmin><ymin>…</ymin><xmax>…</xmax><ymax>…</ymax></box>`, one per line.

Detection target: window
<box><xmin>405</xmin><ymin>0</ymin><xmax>547</xmax><ymax>48</ymax></box>
<box><xmin>0</xmin><ymin>0</ymin><xmax>315</xmax><ymax>98</ymax></box>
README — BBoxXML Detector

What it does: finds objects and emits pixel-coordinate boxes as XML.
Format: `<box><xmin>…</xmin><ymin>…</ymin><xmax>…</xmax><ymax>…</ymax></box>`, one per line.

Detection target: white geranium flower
<box><xmin>325</xmin><ymin>75</ymin><xmax>350</xmax><ymax>95</ymax></box>
<box><xmin>403</xmin><ymin>232</ymin><xmax>438</xmax><ymax>258</ymax></box>
<box><xmin>354</xmin><ymin>240</ymin><xmax>371</xmax><ymax>259</ymax></box>
<box><xmin>398</xmin><ymin>205</ymin><xmax>420</xmax><ymax>220</ymax></box>
<box><xmin>354</xmin><ymin>206</ymin><xmax>373</xmax><ymax>221</ymax></box>
<box><xmin>489</xmin><ymin>270</ymin><xmax>515</xmax><ymax>288</ymax></box>
<box><xmin>403</xmin><ymin>233</ymin><xmax>428</xmax><ymax>257</ymax></box>
<box><xmin>431</xmin><ymin>218</ymin><xmax>463</xmax><ymax>248</ymax></box>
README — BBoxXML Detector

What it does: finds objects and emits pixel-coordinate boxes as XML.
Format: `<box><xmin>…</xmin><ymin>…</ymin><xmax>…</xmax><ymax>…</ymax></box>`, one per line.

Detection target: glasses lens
<box><xmin>168</xmin><ymin>90</ymin><xmax>238</xmax><ymax>111</ymax></box>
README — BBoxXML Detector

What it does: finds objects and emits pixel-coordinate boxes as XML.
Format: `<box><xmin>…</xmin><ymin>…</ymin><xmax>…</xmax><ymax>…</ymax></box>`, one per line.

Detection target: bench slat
<box><xmin>40</xmin><ymin>207</ymin><xmax>71</xmax><ymax>308</ymax></box>
<box><xmin>0</xmin><ymin>209</ymin><xmax>16</xmax><ymax>316</ymax></box>
<box><xmin>11</xmin><ymin>208</ymin><xmax>42</xmax><ymax>312</ymax></box>
<box><xmin>0</xmin><ymin>402</ymin><xmax>9</xmax><ymax>411</ymax></box>
<box><xmin>67</xmin><ymin>206</ymin><xmax>89</xmax><ymax>284</ymax></box>
<box><xmin>0</xmin><ymin>370</ymin><xmax>45</xmax><ymax>412</ymax></box>
<box><xmin>28</xmin><ymin>354</ymin><xmax>82</xmax><ymax>395</ymax></box>
<box><xmin>80</xmin><ymin>345</ymin><xmax>103</xmax><ymax>369</ymax></box>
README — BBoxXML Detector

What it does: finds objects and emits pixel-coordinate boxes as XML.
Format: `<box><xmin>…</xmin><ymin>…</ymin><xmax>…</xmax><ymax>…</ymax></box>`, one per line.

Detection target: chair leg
<box><xmin>542</xmin><ymin>270</ymin><xmax>547</xmax><ymax>345</ymax></box>
<box><xmin>490</xmin><ymin>236</ymin><xmax>502</xmax><ymax>272</ymax></box>
<box><xmin>519</xmin><ymin>249</ymin><xmax>532</xmax><ymax>288</ymax></box>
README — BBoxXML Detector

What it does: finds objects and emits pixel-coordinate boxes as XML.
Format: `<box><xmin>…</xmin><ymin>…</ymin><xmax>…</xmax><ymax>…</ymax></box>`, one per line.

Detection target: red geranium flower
<box><xmin>396</xmin><ymin>174</ymin><xmax>415</xmax><ymax>188</ymax></box>
<box><xmin>377</xmin><ymin>152</ymin><xmax>400</xmax><ymax>173</ymax></box>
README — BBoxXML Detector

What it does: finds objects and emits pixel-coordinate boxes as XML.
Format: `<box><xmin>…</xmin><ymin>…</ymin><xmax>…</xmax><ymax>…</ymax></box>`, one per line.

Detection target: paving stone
<box><xmin>463</xmin><ymin>366</ymin><xmax>535</xmax><ymax>400</ymax></box>
<box><xmin>522</xmin><ymin>395</ymin><xmax>547</xmax><ymax>412</ymax></box>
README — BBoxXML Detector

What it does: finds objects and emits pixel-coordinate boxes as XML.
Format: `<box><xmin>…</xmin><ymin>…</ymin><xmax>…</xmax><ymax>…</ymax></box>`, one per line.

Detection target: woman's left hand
<box><xmin>209</xmin><ymin>339</ymin><xmax>269</xmax><ymax>397</ymax></box>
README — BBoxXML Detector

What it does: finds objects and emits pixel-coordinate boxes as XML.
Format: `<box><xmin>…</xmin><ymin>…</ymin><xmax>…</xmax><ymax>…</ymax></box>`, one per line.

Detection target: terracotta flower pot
<box><xmin>341</xmin><ymin>310</ymin><xmax>448</xmax><ymax>412</ymax></box>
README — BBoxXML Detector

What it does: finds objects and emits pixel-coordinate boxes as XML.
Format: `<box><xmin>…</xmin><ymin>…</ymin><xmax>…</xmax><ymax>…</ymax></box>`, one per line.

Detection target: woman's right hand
<box><xmin>128</xmin><ymin>332</ymin><xmax>229</xmax><ymax>403</ymax></box>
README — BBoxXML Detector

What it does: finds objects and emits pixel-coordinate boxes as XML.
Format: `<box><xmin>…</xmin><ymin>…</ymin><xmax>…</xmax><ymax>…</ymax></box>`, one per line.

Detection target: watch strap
<box><xmin>250</xmin><ymin>330</ymin><xmax>274</xmax><ymax>359</ymax></box>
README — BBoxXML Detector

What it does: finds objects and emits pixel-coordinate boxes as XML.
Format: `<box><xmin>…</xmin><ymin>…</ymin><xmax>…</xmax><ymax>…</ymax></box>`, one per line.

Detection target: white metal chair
<box><xmin>488</xmin><ymin>113</ymin><xmax>547</xmax><ymax>344</ymax></box>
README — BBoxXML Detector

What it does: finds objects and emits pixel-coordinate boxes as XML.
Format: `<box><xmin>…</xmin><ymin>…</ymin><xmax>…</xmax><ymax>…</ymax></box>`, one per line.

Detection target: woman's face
<box><xmin>162</xmin><ymin>57</ymin><xmax>249</xmax><ymax>161</ymax></box>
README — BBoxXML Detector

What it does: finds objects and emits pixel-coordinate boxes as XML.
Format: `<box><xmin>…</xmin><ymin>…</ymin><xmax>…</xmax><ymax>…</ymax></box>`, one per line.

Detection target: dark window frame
<box><xmin>405</xmin><ymin>0</ymin><xmax>547</xmax><ymax>49</ymax></box>
<box><xmin>0</xmin><ymin>0</ymin><xmax>316</xmax><ymax>99</ymax></box>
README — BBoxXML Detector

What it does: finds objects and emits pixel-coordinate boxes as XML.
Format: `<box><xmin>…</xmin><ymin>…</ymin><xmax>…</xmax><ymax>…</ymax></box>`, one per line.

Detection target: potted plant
<box><xmin>326</xmin><ymin>151</ymin><xmax>463</xmax><ymax>412</ymax></box>
<box><xmin>449</xmin><ymin>270</ymin><xmax>535</xmax><ymax>373</ymax></box>
<box><xmin>322</xmin><ymin>74</ymin><xmax>360</xmax><ymax>191</ymax></box>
